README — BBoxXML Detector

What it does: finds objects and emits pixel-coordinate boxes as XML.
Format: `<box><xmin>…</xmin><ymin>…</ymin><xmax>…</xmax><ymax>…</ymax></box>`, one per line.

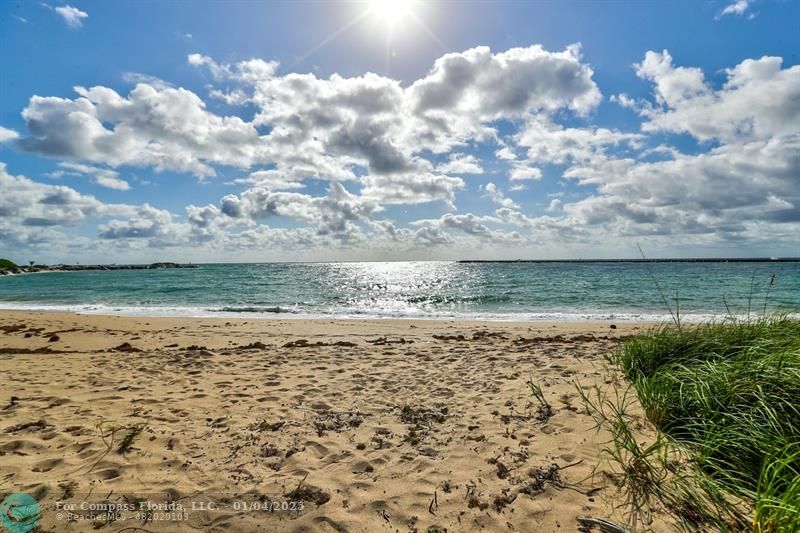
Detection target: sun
<box><xmin>368</xmin><ymin>0</ymin><xmax>416</xmax><ymax>27</ymax></box>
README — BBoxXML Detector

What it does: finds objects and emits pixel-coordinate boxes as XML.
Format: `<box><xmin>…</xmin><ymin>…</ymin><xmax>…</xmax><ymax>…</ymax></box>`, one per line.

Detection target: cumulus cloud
<box><xmin>57</xmin><ymin>162</ymin><xmax>130</xmax><ymax>190</ymax></box>
<box><xmin>18</xmin><ymin>84</ymin><xmax>267</xmax><ymax>177</ymax></box>
<box><xmin>14</xmin><ymin>43</ymin><xmax>601</xmax><ymax>218</ymax></box>
<box><xmin>486</xmin><ymin>50</ymin><xmax>800</xmax><ymax>249</ymax></box>
<box><xmin>206</xmin><ymin>182</ymin><xmax>380</xmax><ymax>239</ymax></box>
<box><xmin>635</xmin><ymin>52</ymin><xmax>800</xmax><ymax>143</ymax></box>
<box><xmin>99</xmin><ymin>204</ymin><xmax>179</xmax><ymax>240</ymax></box>
<box><xmin>436</xmin><ymin>153</ymin><xmax>484</xmax><ymax>174</ymax></box>
<box><xmin>6</xmin><ymin>44</ymin><xmax>799</xmax><ymax>258</ymax></box>
<box><xmin>230</xmin><ymin>169</ymin><xmax>306</xmax><ymax>190</ymax></box>
<box><xmin>0</xmin><ymin>163</ymin><xmax>133</xmax><ymax>247</ymax></box>
<box><xmin>508</xmin><ymin>163</ymin><xmax>542</xmax><ymax>182</ymax></box>
<box><xmin>408</xmin><ymin>44</ymin><xmax>601</xmax><ymax>120</ymax></box>
<box><xmin>412</xmin><ymin>212</ymin><xmax>522</xmax><ymax>243</ymax></box>
<box><xmin>482</xmin><ymin>182</ymin><xmax>519</xmax><ymax>209</ymax></box>
<box><xmin>54</xmin><ymin>5</ymin><xmax>88</xmax><ymax>28</ymax></box>
<box><xmin>515</xmin><ymin>118</ymin><xmax>642</xmax><ymax>165</ymax></box>
<box><xmin>546</xmin><ymin>198</ymin><xmax>562</xmax><ymax>212</ymax></box>
<box><xmin>563</xmin><ymin>136</ymin><xmax>800</xmax><ymax>231</ymax></box>
<box><xmin>0</xmin><ymin>127</ymin><xmax>19</xmax><ymax>143</ymax></box>
<box><xmin>361</xmin><ymin>173</ymin><xmax>464</xmax><ymax>207</ymax></box>
<box><xmin>188</xmin><ymin>54</ymin><xmax>279</xmax><ymax>85</ymax></box>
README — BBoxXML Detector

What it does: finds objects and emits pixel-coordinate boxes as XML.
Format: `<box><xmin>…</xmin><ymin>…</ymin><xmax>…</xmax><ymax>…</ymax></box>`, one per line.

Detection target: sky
<box><xmin>0</xmin><ymin>0</ymin><xmax>799</xmax><ymax>263</ymax></box>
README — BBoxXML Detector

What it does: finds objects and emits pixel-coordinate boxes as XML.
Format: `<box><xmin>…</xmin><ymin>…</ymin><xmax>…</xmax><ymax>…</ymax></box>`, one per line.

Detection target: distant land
<box><xmin>0</xmin><ymin>261</ymin><xmax>197</xmax><ymax>275</ymax></box>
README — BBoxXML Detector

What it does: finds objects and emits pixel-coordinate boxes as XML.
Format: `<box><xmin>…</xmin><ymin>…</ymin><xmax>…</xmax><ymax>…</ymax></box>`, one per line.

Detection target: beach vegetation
<box><xmin>526</xmin><ymin>376</ymin><xmax>554</xmax><ymax>421</ymax></box>
<box><xmin>117</xmin><ymin>423</ymin><xmax>146</xmax><ymax>455</ymax></box>
<box><xmin>0</xmin><ymin>258</ymin><xmax>19</xmax><ymax>269</ymax></box>
<box><xmin>583</xmin><ymin>315</ymin><xmax>800</xmax><ymax>531</ymax></box>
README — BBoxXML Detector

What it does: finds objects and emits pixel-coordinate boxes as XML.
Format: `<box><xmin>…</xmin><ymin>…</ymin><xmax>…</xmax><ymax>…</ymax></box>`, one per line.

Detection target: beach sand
<box><xmin>0</xmin><ymin>311</ymin><xmax>657</xmax><ymax>532</ymax></box>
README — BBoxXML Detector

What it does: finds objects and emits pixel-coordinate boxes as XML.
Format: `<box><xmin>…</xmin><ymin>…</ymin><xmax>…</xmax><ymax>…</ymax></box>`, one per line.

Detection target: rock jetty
<box><xmin>0</xmin><ymin>262</ymin><xmax>198</xmax><ymax>275</ymax></box>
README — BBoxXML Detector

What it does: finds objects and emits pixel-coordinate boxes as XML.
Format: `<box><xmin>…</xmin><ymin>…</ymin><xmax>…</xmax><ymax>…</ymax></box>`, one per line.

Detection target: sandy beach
<box><xmin>0</xmin><ymin>311</ymin><xmax>657</xmax><ymax>532</ymax></box>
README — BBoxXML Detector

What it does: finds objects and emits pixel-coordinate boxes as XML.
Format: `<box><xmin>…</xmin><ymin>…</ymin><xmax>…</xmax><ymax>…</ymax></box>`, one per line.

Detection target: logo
<box><xmin>0</xmin><ymin>494</ymin><xmax>41</xmax><ymax>533</ymax></box>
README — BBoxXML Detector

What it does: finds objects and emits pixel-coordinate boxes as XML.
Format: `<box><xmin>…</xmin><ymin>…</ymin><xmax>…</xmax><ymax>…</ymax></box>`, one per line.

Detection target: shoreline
<box><xmin>0</xmin><ymin>304</ymin><xmax>720</xmax><ymax>323</ymax></box>
<box><xmin>0</xmin><ymin>310</ymin><xmax>664</xmax><ymax>531</ymax></box>
<box><xmin>0</xmin><ymin>309</ymin><xmax>657</xmax><ymax>331</ymax></box>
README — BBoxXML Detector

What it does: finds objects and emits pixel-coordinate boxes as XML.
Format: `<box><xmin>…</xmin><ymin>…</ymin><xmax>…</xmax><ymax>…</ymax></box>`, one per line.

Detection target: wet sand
<box><xmin>0</xmin><ymin>311</ymin><xmax>658</xmax><ymax>532</ymax></box>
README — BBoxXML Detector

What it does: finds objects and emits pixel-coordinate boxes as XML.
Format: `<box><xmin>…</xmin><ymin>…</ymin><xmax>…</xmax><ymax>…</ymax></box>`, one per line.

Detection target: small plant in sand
<box><xmin>117</xmin><ymin>423</ymin><xmax>146</xmax><ymax>455</ymax></box>
<box><xmin>526</xmin><ymin>376</ymin><xmax>554</xmax><ymax>421</ymax></box>
<box><xmin>285</xmin><ymin>473</ymin><xmax>330</xmax><ymax>506</ymax></box>
<box><xmin>71</xmin><ymin>421</ymin><xmax>148</xmax><ymax>475</ymax></box>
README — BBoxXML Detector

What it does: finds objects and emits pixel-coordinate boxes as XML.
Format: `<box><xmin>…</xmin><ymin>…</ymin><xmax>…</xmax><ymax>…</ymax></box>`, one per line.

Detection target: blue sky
<box><xmin>1</xmin><ymin>0</ymin><xmax>798</xmax><ymax>262</ymax></box>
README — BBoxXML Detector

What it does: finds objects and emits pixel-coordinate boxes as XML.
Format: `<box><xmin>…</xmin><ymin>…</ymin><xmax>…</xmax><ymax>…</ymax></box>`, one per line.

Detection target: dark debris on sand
<box><xmin>239</xmin><ymin>341</ymin><xmax>270</xmax><ymax>350</ymax></box>
<box><xmin>247</xmin><ymin>420</ymin><xmax>285</xmax><ymax>432</ymax></box>
<box><xmin>109</xmin><ymin>342</ymin><xmax>142</xmax><ymax>352</ymax></box>
<box><xmin>399</xmin><ymin>404</ymin><xmax>448</xmax><ymax>427</ymax></box>
<box><xmin>367</xmin><ymin>336</ymin><xmax>412</xmax><ymax>345</ymax></box>
<box><xmin>285</xmin><ymin>477</ymin><xmax>331</xmax><ymax>506</ymax></box>
<box><xmin>283</xmin><ymin>339</ymin><xmax>357</xmax><ymax>348</ymax></box>
<box><xmin>518</xmin><ymin>463</ymin><xmax>564</xmax><ymax>496</ymax></box>
<box><xmin>313</xmin><ymin>410</ymin><xmax>365</xmax><ymax>436</ymax></box>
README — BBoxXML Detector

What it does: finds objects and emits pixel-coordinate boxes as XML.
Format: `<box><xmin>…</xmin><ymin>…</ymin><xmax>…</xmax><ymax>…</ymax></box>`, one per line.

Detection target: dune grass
<box><xmin>601</xmin><ymin>316</ymin><xmax>800</xmax><ymax>531</ymax></box>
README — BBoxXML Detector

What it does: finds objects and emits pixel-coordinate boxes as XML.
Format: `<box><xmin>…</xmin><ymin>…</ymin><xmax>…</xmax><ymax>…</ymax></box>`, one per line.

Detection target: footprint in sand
<box><xmin>95</xmin><ymin>467</ymin><xmax>122</xmax><ymax>480</ymax></box>
<box><xmin>32</xmin><ymin>458</ymin><xmax>63</xmax><ymax>472</ymax></box>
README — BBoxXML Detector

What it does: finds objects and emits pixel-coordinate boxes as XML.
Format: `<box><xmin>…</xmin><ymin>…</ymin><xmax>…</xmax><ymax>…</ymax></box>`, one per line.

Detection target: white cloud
<box><xmin>561</xmin><ymin>135</ymin><xmax>800</xmax><ymax>238</ymax></box>
<box><xmin>19</xmin><ymin>84</ymin><xmax>267</xmax><ymax>177</ymax></box>
<box><xmin>436</xmin><ymin>153</ymin><xmax>484</xmax><ymax>174</ymax></box>
<box><xmin>635</xmin><ymin>50</ymin><xmax>708</xmax><ymax>108</ymax></box>
<box><xmin>408</xmin><ymin>44</ymin><xmax>601</xmax><ymax>120</ymax></box>
<box><xmin>635</xmin><ymin>52</ymin><xmax>800</xmax><ymax>143</ymax></box>
<box><xmin>99</xmin><ymin>204</ymin><xmax>180</xmax><ymax>240</ymax></box>
<box><xmin>546</xmin><ymin>198</ymin><xmax>562</xmax><ymax>212</ymax></box>
<box><xmin>57</xmin><ymin>162</ymin><xmax>130</xmax><ymax>190</ymax></box>
<box><xmin>482</xmin><ymin>182</ymin><xmax>519</xmax><ymax>209</ymax></box>
<box><xmin>361</xmin><ymin>173</ymin><xmax>465</xmax><ymax>207</ymax></box>
<box><xmin>205</xmin><ymin>182</ymin><xmax>380</xmax><ymax>240</ymax></box>
<box><xmin>15</xmin><ymin>43</ymin><xmax>601</xmax><ymax>220</ymax></box>
<box><xmin>412</xmin><ymin>213</ymin><xmax>521</xmax><ymax>242</ymax></box>
<box><xmin>54</xmin><ymin>5</ymin><xmax>88</xmax><ymax>28</ymax></box>
<box><xmin>494</xmin><ymin>146</ymin><xmax>517</xmax><ymax>160</ymax></box>
<box><xmin>7</xmin><ymin>45</ymin><xmax>799</xmax><ymax>258</ymax></box>
<box><xmin>509</xmin><ymin>163</ymin><xmax>542</xmax><ymax>181</ymax></box>
<box><xmin>610</xmin><ymin>93</ymin><xmax>638</xmax><ymax>110</ymax></box>
<box><xmin>719</xmin><ymin>0</ymin><xmax>754</xmax><ymax>18</ymax></box>
<box><xmin>515</xmin><ymin>118</ymin><xmax>642</xmax><ymax>165</ymax></box>
<box><xmin>230</xmin><ymin>169</ymin><xmax>306</xmax><ymax>190</ymax></box>
<box><xmin>121</xmin><ymin>72</ymin><xmax>174</xmax><ymax>90</ymax></box>
<box><xmin>0</xmin><ymin>127</ymin><xmax>19</xmax><ymax>143</ymax></box>
<box><xmin>0</xmin><ymin>163</ymin><xmax>132</xmax><ymax>247</ymax></box>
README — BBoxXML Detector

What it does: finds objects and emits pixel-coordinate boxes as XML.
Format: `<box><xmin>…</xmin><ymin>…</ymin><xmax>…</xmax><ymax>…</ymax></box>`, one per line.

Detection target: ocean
<box><xmin>0</xmin><ymin>261</ymin><xmax>798</xmax><ymax>321</ymax></box>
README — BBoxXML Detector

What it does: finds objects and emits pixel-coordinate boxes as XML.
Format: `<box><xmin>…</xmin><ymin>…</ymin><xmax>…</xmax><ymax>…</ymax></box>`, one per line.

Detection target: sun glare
<box><xmin>368</xmin><ymin>0</ymin><xmax>416</xmax><ymax>27</ymax></box>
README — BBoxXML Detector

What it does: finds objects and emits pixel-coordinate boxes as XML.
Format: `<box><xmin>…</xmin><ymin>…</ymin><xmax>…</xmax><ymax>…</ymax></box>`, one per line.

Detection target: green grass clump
<box><xmin>616</xmin><ymin>316</ymin><xmax>800</xmax><ymax>530</ymax></box>
<box><xmin>0</xmin><ymin>258</ymin><xmax>19</xmax><ymax>269</ymax></box>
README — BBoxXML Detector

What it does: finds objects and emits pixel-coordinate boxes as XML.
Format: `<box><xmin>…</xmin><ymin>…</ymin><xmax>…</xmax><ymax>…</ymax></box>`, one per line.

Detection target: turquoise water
<box><xmin>0</xmin><ymin>261</ymin><xmax>798</xmax><ymax>321</ymax></box>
